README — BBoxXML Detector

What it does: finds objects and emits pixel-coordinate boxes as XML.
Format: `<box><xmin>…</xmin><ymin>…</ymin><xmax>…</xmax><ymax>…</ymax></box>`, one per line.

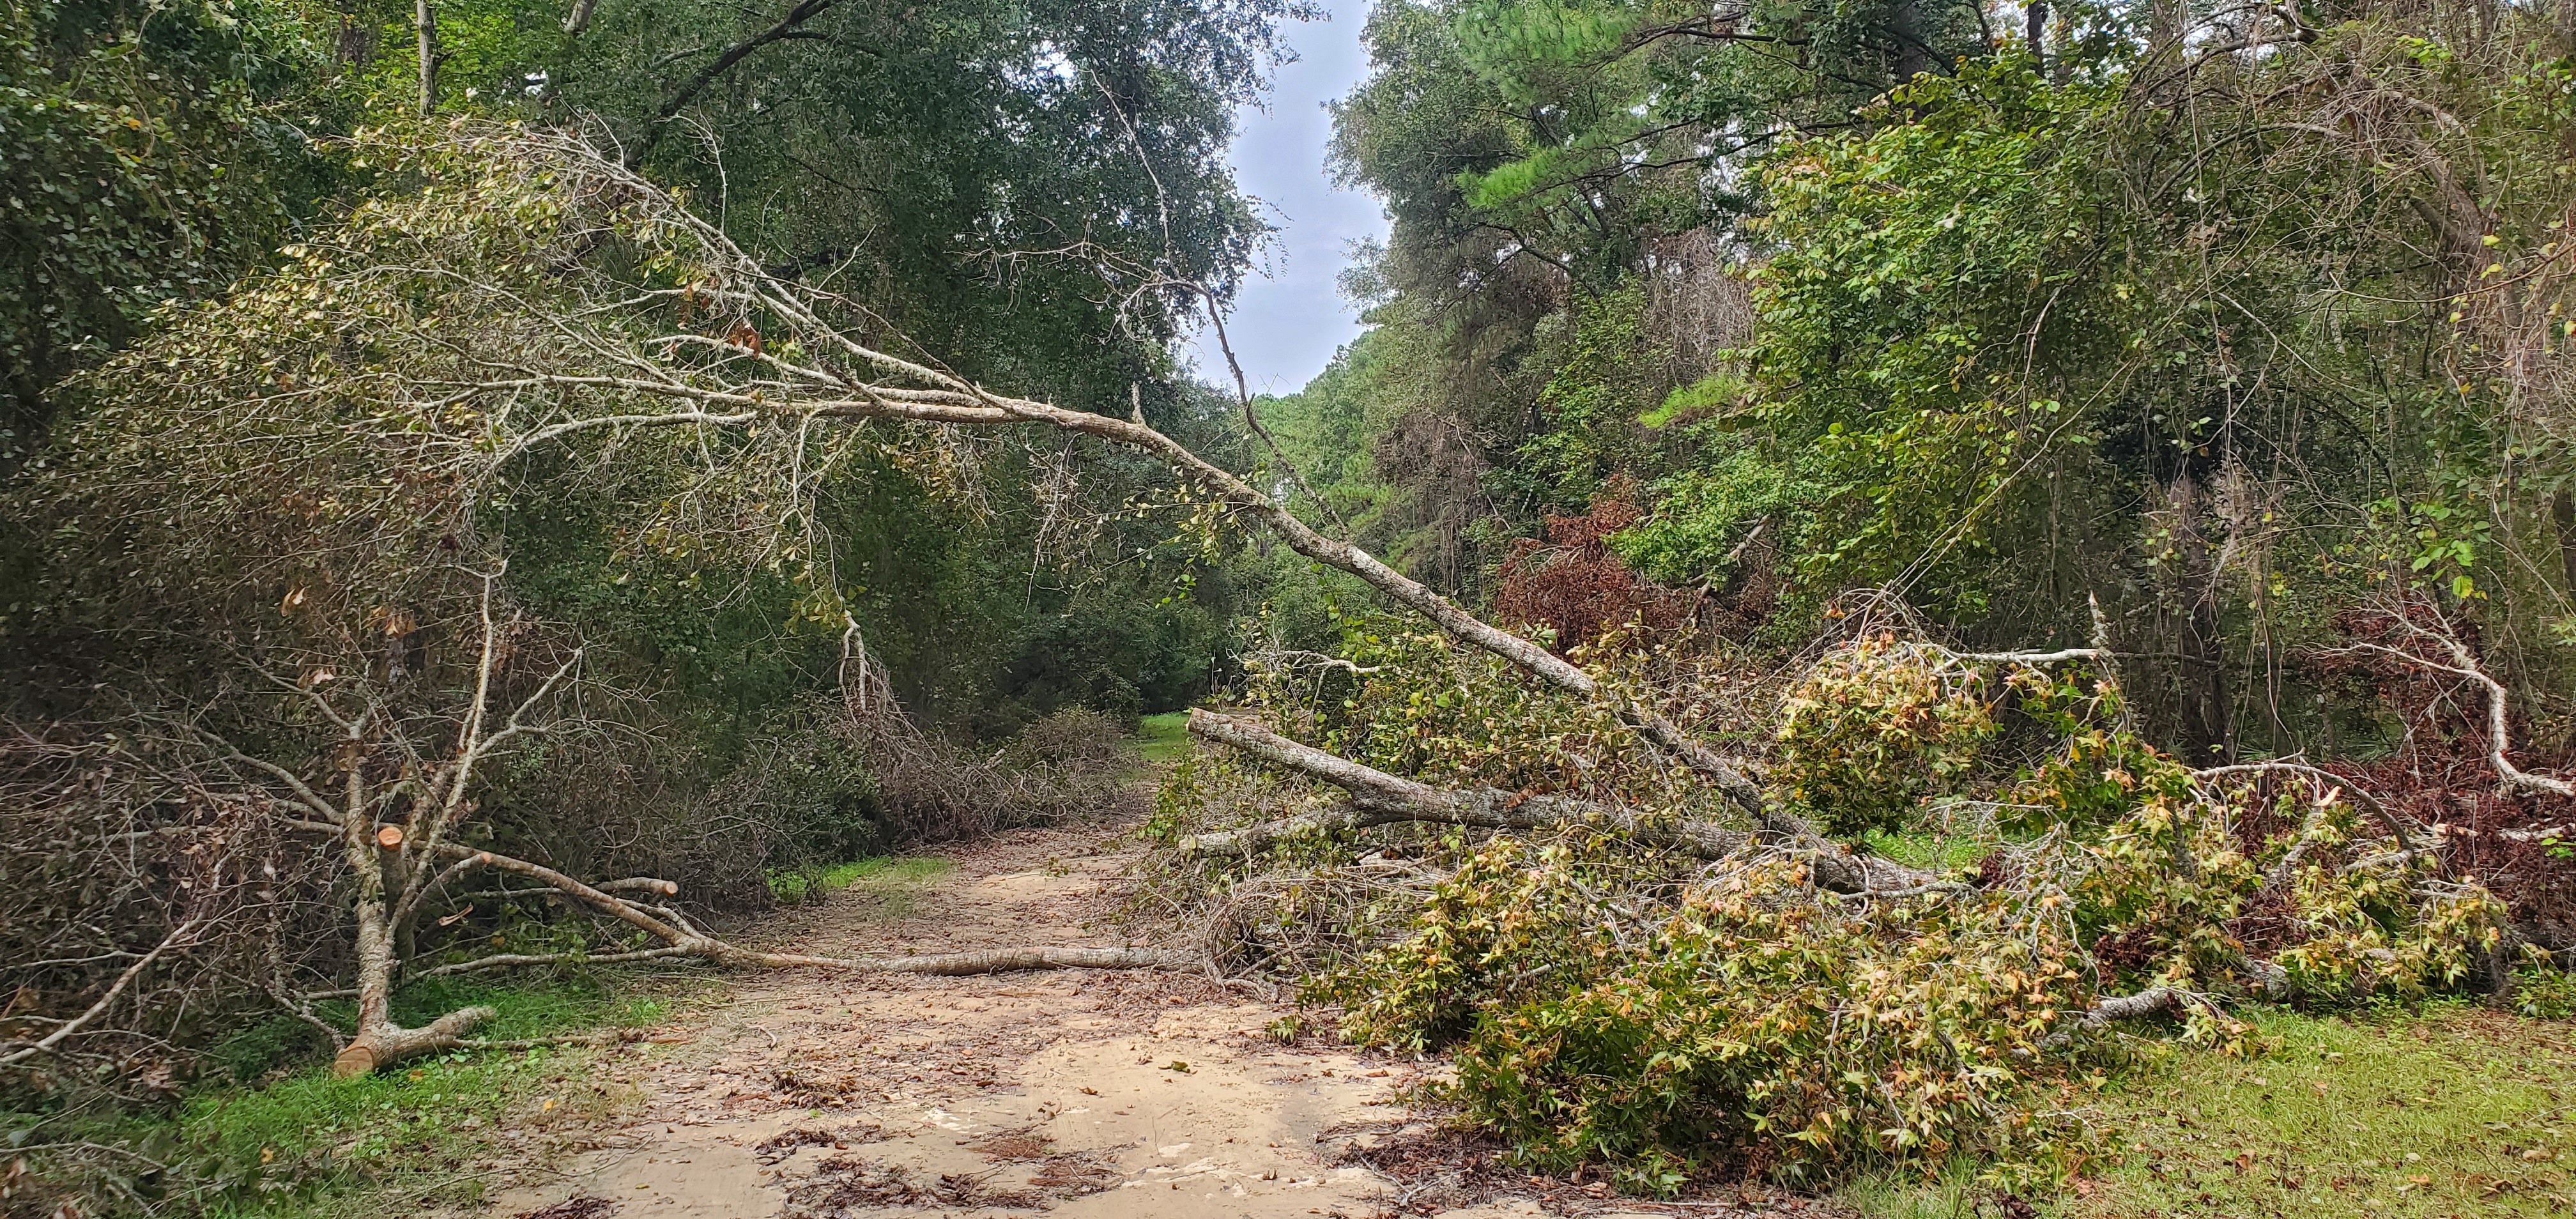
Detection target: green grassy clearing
<box><xmin>6</xmin><ymin>971</ymin><xmax>709</xmax><ymax>1218</ymax></box>
<box><xmin>1844</xmin><ymin>1002</ymin><xmax>2576</xmax><ymax>1218</ymax></box>
<box><xmin>767</xmin><ymin>854</ymin><xmax>953</xmax><ymax>905</ymax></box>
<box><xmin>1133</xmin><ymin>710</ymin><xmax>1192</xmax><ymax>763</ymax></box>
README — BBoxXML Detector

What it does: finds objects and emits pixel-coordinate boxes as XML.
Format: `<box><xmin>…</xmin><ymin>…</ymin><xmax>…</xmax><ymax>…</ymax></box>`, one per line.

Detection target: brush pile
<box><xmin>1147</xmin><ymin>619</ymin><xmax>2529</xmax><ymax>1193</ymax></box>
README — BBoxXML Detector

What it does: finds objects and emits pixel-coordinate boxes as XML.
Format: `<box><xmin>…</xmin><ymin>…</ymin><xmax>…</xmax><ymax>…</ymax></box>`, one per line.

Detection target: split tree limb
<box><xmin>2347</xmin><ymin>636</ymin><xmax>2576</xmax><ymax>797</ymax></box>
<box><xmin>274</xmin><ymin>824</ymin><xmax>1186</xmax><ymax>995</ymax></box>
<box><xmin>1181</xmin><ymin>710</ymin><xmax>1940</xmax><ymax>894</ymax></box>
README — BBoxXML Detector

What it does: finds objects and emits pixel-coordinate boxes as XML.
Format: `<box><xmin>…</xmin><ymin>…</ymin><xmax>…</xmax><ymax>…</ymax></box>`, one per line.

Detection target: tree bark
<box><xmin>415</xmin><ymin>0</ymin><xmax>438</xmax><ymax>116</ymax></box>
<box><xmin>1183</xmin><ymin>711</ymin><xmax>1935</xmax><ymax>894</ymax></box>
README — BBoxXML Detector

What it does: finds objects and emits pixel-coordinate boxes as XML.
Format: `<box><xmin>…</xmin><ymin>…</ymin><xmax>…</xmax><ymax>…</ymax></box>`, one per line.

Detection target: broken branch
<box><xmin>1183</xmin><ymin>710</ymin><xmax>1936</xmax><ymax>894</ymax></box>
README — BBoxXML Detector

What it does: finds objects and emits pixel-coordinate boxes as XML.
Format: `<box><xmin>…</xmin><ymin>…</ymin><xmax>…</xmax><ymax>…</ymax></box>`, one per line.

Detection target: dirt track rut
<box><xmin>479</xmin><ymin>820</ymin><xmax>1535</xmax><ymax>1219</ymax></box>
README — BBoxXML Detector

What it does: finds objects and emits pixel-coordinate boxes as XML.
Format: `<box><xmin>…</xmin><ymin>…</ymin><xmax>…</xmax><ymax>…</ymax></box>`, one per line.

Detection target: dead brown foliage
<box><xmin>2301</xmin><ymin>603</ymin><xmax>2576</xmax><ymax>953</ymax></box>
<box><xmin>1496</xmin><ymin>484</ymin><xmax>1696</xmax><ymax>655</ymax></box>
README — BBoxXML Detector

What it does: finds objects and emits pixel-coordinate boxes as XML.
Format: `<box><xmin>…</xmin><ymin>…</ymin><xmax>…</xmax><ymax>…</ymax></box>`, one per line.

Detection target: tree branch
<box><xmin>626</xmin><ymin>0</ymin><xmax>844</xmax><ymax>168</ymax></box>
<box><xmin>2346</xmin><ymin>637</ymin><xmax>2576</xmax><ymax>797</ymax></box>
<box><xmin>1</xmin><ymin>920</ymin><xmax>203</xmax><ymax>1068</ymax></box>
<box><xmin>1181</xmin><ymin>710</ymin><xmax>1941</xmax><ymax>893</ymax></box>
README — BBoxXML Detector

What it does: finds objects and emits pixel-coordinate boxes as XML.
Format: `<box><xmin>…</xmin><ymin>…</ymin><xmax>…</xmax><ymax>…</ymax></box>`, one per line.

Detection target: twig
<box><xmin>2345</xmin><ymin>633</ymin><xmax>2576</xmax><ymax>797</ymax></box>
<box><xmin>2</xmin><ymin>920</ymin><xmax>204</xmax><ymax>1068</ymax></box>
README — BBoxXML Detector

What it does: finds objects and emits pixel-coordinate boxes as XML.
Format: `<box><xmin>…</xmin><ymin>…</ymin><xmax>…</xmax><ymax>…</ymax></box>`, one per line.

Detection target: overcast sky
<box><xmin>1181</xmin><ymin>8</ymin><xmax>1388</xmax><ymax>397</ymax></box>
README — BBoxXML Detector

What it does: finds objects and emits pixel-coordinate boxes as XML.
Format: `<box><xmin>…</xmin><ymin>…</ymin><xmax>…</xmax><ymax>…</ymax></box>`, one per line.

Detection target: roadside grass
<box><xmin>3</xmin><ymin>970</ymin><xmax>711</xmax><ymax>1218</ymax></box>
<box><xmin>767</xmin><ymin>854</ymin><xmax>953</xmax><ymax>905</ymax></box>
<box><xmin>1842</xmin><ymin>1002</ymin><xmax>2576</xmax><ymax>1218</ymax></box>
<box><xmin>769</xmin><ymin>854</ymin><xmax>954</xmax><ymax>916</ymax></box>
<box><xmin>1133</xmin><ymin>710</ymin><xmax>1192</xmax><ymax>763</ymax></box>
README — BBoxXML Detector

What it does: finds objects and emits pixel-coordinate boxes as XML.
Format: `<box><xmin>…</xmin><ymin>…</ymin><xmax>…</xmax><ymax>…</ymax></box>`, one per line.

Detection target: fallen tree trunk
<box><xmin>1172</xmin><ymin>797</ymin><xmax>1749</xmax><ymax>860</ymax></box>
<box><xmin>274</xmin><ymin>818</ymin><xmax>1183</xmax><ymax>1069</ymax></box>
<box><xmin>314</xmin><ymin>822</ymin><xmax>1191</xmax><ymax>983</ymax></box>
<box><xmin>436</xmin><ymin>130</ymin><xmax>1793</xmax><ymax>825</ymax></box>
<box><xmin>2037</xmin><ymin>985</ymin><xmax>2228</xmax><ymax>1051</ymax></box>
<box><xmin>1182</xmin><ymin>710</ymin><xmax>1939</xmax><ymax>894</ymax></box>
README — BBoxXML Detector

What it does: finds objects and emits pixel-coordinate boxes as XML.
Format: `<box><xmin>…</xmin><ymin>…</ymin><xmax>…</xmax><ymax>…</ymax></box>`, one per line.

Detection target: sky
<box><xmin>1179</xmin><ymin>7</ymin><xmax>1388</xmax><ymax>397</ymax></box>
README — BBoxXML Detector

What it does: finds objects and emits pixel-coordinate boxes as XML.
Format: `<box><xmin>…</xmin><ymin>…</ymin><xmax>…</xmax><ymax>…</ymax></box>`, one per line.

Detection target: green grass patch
<box><xmin>7</xmin><ymin>972</ymin><xmax>696</xmax><ymax>1218</ymax></box>
<box><xmin>769</xmin><ymin>854</ymin><xmax>954</xmax><ymax>907</ymax></box>
<box><xmin>1844</xmin><ymin>1003</ymin><xmax>2576</xmax><ymax>1218</ymax></box>
<box><xmin>1133</xmin><ymin>710</ymin><xmax>1192</xmax><ymax>763</ymax></box>
<box><xmin>1859</xmin><ymin>824</ymin><xmax>2001</xmax><ymax>873</ymax></box>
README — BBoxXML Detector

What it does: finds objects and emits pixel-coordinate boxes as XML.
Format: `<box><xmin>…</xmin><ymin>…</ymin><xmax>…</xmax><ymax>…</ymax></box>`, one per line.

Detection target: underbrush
<box><xmin>1147</xmin><ymin>623</ymin><xmax>2556</xmax><ymax>1199</ymax></box>
<box><xmin>5</xmin><ymin>972</ymin><xmax>698</xmax><ymax>1218</ymax></box>
<box><xmin>758</xmin><ymin>702</ymin><xmax>1134</xmax><ymax>904</ymax></box>
<box><xmin>866</xmin><ymin>704</ymin><xmax>1149</xmax><ymax>842</ymax></box>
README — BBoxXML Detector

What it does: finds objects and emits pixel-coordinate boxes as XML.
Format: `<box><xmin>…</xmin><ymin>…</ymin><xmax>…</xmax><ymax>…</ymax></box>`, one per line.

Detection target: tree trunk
<box><xmin>330</xmin><ymin>752</ymin><xmax>488</xmax><ymax>1077</ymax></box>
<box><xmin>415</xmin><ymin>0</ymin><xmax>438</xmax><ymax>116</ymax></box>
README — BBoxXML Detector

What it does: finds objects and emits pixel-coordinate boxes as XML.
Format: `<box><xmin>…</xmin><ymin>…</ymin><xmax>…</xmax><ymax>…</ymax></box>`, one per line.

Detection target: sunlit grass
<box><xmin>768</xmin><ymin>853</ymin><xmax>954</xmax><ymax>904</ymax></box>
<box><xmin>1843</xmin><ymin>1002</ymin><xmax>2576</xmax><ymax>1218</ymax></box>
<box><xmin>770</xmin><ymin>853</ymin><xmax>955</xmax><ymax>913</ymax></box>
<box><xmin>1133</xmin><ymin>710</ymin><xmax>1192</xmax><ymax>763</ymax></box>
<box><xmin>18</xmin><ymin>974</ymin><xmax>703</xmax><ymax>1218</ymax></box>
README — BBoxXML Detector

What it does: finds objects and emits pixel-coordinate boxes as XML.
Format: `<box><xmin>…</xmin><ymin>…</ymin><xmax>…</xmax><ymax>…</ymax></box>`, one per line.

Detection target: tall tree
<box><xmin>0</xmin><ymin>0</ymin><xmax>343</xmax><ymax>450</ymax></box>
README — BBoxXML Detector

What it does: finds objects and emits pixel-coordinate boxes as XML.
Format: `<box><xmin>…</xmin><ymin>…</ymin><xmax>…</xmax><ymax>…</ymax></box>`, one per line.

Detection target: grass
<box><xmin>1860</xmin><ymin>824</ymin><xmax>2004</xmax><ymax>873</ymax></box>
<box><xmin>767</xmin><ymin>853</ymin><xmax>953</xmax><ymax>904</ymax></box>
<box><xmin>768</xmin><ymin>854</ymin><xmax>954</xmax><ymax>914</ymax></box>
<box><xmin>1133</xmin><ymin>710</ymin><xmax>1192</xmax><ymax>763</ymax></box>
<box><xmin>1843</xmin><ymin>1002</ymin><xmax>2576</xmax><ymax>1218</ymax></box>
<box><xmin>8</xmin><ymin>972</ymin><xmax>703</xmax><ymax>1218</ymax></box>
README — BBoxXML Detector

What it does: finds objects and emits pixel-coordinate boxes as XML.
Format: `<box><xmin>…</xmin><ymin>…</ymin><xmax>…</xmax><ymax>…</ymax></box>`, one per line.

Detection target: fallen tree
<box><xmin>4</xmin><ymin>123</ymin><xmax>1942</xmax><ymax>1077</ymax></box>
<box><xmin>5</xmin><ymin>123</ymin><xmax>2547</xmax><ymax>1105</ymax></box>
<box><xmin>1176</xmin><ymin>710</ymin><xmax>1751</xmax><ymax>860</ymax></box>
<box><xmin>1146</xmin><ymin>624</ymin><xmax>2526</xmax><ymax>1188</ymax></box>
<box><xmin>1178</xmin><ymin>710</ymin><xmax>1956</xmax><ymax>895</ymax></box>
<box><xmin>4</xmin><ymin>124</ymin><xmax>1835</xmax><ymax>1079</ymax></box>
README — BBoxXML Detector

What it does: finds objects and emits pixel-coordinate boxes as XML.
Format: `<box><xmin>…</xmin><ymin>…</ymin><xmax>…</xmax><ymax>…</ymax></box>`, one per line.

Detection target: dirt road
<box><xmin>480</xmin><ymin>818</ymin><xmax>1542</xmax><ymax>1219</ymax></box>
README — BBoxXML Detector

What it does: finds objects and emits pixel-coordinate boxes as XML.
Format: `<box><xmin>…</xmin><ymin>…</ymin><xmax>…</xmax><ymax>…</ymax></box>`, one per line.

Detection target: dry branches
<box><xmin>0</xmin><ymin>920</ymin><xmax>205</xmax><ymax>1070</ymax></box>
<box><xmin>2339</xmin><ymin>629</ymin><xmax>2576</xmax><ymax>799</ymax></box>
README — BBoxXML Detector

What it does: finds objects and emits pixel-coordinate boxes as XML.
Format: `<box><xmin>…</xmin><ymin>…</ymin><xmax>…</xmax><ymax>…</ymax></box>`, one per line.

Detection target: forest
<box><xmin>4</xmin><ymin>0</ymin><xmax>2575</xmax><ymax>1216</ymax></box>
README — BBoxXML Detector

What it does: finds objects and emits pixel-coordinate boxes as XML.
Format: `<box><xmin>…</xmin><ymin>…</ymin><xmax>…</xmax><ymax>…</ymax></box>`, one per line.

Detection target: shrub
<box><xmin>1774</xmin><ymin>638</ymin><xmax>1997</xmax><ymax>834</ymax></box>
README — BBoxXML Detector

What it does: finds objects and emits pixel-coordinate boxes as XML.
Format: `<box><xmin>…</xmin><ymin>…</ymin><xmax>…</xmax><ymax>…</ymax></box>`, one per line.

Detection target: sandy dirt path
<box><xmin>480</xmin><ymin>817</ymin><xmax>1556</xmax><ymax>1219</ymax></box>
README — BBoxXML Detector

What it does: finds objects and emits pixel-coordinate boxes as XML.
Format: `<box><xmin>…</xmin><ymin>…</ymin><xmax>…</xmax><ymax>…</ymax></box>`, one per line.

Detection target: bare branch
<box><xmin>2344</xmin><ymin>636</ymin><xmax>2576</xmax><ymax>798</ymax></box>
<box><xmin>1183</xmin><ymin>710</ymin><xmax>1942</xmax><ymax>894</ymax></box>
<box><xmin>1</xmin><ymin>920</ymin><xmax>204</xmax><ymax>1068</ymax></box>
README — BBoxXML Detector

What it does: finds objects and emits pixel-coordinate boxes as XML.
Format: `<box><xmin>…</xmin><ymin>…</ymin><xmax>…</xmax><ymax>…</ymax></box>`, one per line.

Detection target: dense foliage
<box><xmin>0</xmin><ymin>0</ymin><xmax>343</xmax><ymax>452</ymax></box>
<box><xmin>1160</xmin><ymin>623</ymin><xmax>2517</xmax><ymax>1193</ymax></box>
<box><xmin>13</xmin><ymin>0</ymin><xmax>2576</xmax><ymax>1210</ymax></box>
<box><xmin>1182</xmin><ymin>0</ymin><xmax>2576</xmax><ymax>1197</ymax></box>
